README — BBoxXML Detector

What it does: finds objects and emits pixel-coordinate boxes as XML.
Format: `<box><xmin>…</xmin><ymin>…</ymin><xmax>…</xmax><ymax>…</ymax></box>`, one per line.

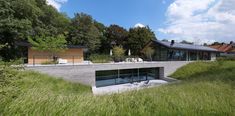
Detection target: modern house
<box><xmin>142</xmin><ymin>40</ymin><xmax>218</xmax><ymax>61</ymax></box>
<box><xmin>26</xmin><ymin>39</ymin><xmax>219</xmax><ymax>92</ymax></box>
<box><xmin>17</xmin><ymin>42</ymin><xmax>85</xmax><ymax>65</ymax></box>
<box><xmin>209</xmin><ymin>41</ymin><xmax>235</xmax><ymax>56</ymax></box>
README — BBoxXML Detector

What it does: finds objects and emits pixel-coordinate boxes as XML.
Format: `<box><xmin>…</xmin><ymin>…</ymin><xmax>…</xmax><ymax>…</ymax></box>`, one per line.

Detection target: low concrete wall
<box><xmin>26</xmin><ymin>61</ymin><xmax>190</xmax><ymax>86</ymax></box>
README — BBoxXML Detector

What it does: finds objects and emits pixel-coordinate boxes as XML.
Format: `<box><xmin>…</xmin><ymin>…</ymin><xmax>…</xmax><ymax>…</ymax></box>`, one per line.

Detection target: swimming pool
<box><xmin>96</xmin><ymin>67</ymin><xmax>159</xmax><ymax>87</ymax></box>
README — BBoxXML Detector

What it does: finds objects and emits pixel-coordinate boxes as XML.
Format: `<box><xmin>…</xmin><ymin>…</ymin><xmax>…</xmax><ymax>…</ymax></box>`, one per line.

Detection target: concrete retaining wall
<box><xmin>26</xmin><ymin>61</ymin><xmax>190</xmax><ymax>86</ymax></box>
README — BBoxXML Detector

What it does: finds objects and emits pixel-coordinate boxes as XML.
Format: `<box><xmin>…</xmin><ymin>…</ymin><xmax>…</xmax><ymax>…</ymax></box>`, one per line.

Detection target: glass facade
<box><xmin>152</xmin><ymin>44</ymin><xmax>168</xmax><ymax>61</ymax></box>
<box><xmin>96</xmin><ymin>68</ymin><xmax>159</xmax><ymax>87</ymax></box>
<box><xmin>168</xmin><ymin>49</ymin><xmax>187</xmax><ymax>61</ymax></box>
<box><xmin>150</xmin><ymin>43</ymin><xmax>212</xmax><ymax>61</ymax></box>
<box><xmin>189</xmin><ymin>51</ymin><xmax>197</xmax><ymax>61</ymax></box>
<box><xmin>199</xmin><ymin>52</ymin><xmax>211</xmax><ymax>60</ymax></box>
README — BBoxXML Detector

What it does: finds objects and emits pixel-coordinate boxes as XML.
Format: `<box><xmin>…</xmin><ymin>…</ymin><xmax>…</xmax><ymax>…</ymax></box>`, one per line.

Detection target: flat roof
<box><xmin>16</xmin><ymin>41</ymin><xmax>86</xmax><ymax>49</ymax></box>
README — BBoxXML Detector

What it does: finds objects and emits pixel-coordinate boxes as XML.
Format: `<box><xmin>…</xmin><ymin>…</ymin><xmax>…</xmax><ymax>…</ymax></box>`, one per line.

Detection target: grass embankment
<box><xmin>0</xmin><ymin>61</ymin><xmax>235</xmax><ymax>115</ymax></box>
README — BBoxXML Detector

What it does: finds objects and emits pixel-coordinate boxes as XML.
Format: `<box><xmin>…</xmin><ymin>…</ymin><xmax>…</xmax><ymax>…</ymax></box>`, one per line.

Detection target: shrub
<box><xmin>0</xmin><ymin>59</ymin><xmax>24</xmax><ymax>66</ymax></box>
<box><xmin>89</xmin><ymin>54</ymin><xmax>112</xmax><ymax>63</ymax></box>
<box><xmin>113</xmin><ymin>46</ymin><xmax>125</xmax><ymax>62</ymax></box>
<box><xmin>217</xmin><ymin>56</ymin><xmax>235</xmax><ymax>61</ymax></box>
<box><xmin>41</xmin><ymin>61</ymin><xmax>58</xmax><ymax>65</ymax></box>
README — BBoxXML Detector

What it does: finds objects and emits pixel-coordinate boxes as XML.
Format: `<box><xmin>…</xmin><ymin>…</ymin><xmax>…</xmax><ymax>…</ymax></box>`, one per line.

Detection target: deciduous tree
<box><xmin>67</xmin><ymin>13</ymin><xmax>101</xmax><ymax>53</ymax></box>
<box><xmin>105</xmin><ymin>25</ymin><xmax>128</xmax><ymax>48</ymax></box>
<box><xmin>127</xmin><ymin>26</ymin><xmax>156</xmax><ymax>56</ymax></box>
<box><xmin>0</xmin><ymin>0</ymin><xmax>70</xmax><ymax>60</ymax></box>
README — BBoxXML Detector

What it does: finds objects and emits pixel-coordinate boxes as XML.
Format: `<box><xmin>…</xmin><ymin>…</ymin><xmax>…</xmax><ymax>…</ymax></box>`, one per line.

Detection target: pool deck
<box><xmin>92</xmin><ymin>77</ymin><xmax>178</xmax><ymax>95</ymax></box>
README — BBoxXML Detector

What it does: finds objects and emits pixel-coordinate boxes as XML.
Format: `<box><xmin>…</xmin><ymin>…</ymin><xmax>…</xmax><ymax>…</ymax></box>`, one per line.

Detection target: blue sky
<box><xmin>59</xmin><ymin>0</ymin><xmax>172</xmax><ymax>40</ymax></box>
<box><xmin>47</xmin><ymin>0</ymin><xmax>235</xmax><ymax>44</ymax></box>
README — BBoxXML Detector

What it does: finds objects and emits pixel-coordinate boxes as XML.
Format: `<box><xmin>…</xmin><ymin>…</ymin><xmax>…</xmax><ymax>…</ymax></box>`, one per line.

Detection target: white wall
<box><xmin>211</xmin><ymin>53</ymin><xmax>217</xmax><ymax>61</ymax></box>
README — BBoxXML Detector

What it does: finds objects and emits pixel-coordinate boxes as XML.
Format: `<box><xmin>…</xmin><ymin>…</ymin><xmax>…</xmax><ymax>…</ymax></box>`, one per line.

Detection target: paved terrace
<box><xmin>26</xmin><ymin>61</ymin><xmax>190</xmax><ymax>87</ymax></box>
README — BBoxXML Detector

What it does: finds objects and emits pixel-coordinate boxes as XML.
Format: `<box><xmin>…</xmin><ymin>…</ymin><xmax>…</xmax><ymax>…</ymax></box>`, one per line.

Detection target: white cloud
<box><xmin>46</xmin><ymin>0</ymin><xmax>68</xmax><ymax>11</ymax></box>
<box><xmin>134</xmin><ymin>23</ymin><xmax>145</xmax><ymax>28</ymax></box>
<box><xmin>158</xmin><ymin>0</ymin><xmax>235</xmax><ymax>44</ymax></box>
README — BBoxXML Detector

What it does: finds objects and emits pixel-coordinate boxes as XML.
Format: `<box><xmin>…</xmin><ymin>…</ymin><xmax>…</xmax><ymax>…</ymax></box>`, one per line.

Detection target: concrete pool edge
<box><xmin>92</xmin><ymin>77</ymin><xmax>178</xmax><ymax>95</ymax></box>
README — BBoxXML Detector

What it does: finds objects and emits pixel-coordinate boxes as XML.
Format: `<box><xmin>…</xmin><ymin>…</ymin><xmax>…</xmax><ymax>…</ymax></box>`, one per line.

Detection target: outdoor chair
<box><xmin>144</xmin><ymin>80</ymin><xmax>150</xmax><ymax>85</ymax></box>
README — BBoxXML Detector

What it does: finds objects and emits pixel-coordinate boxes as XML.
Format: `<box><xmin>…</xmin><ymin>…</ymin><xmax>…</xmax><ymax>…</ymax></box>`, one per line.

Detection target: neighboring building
<box><xmin>209</xmin><ymin>41</ymin><xmax>235</xmax><ymax>56</ymax></box>
<box><xmin>17</xmin><ymin>42</ymin><xmax>85</xmax><ymax>64</ymax></box>
<box><xmin>142</xmin><ymin>40</ymin><xmax>218</xmax><ymax>61</ymax></box>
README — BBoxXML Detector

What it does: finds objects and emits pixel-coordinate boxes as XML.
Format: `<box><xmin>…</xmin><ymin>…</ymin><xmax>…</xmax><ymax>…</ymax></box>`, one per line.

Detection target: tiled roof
<box><xmin>209</xmin><ymin>44</ymin><xmax>235</xmax><ymax>53</ymax></box>
<box><xmin>152</xmin><ymin>40</ymin><xmax>218</xmax><ymax>52</ymax></box>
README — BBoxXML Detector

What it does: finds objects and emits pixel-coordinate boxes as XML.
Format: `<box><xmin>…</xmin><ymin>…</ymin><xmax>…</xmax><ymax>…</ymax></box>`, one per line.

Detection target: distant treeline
<box><xmin>0</xmin><ymin>0</ymin><xmax>156</xmax><ymax>61</ymax></box>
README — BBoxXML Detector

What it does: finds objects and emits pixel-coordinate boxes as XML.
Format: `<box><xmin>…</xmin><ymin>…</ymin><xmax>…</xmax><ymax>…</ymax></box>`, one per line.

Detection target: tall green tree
<box><xmin>105</xmin><ymin>25</ymin><xmax>128</xmax><ymax>48</ymax></box>
<box><xmin>0</xmin><ymin>0</ymin><xmax>32</xmax><ymax>60</ymax></box>
<box><xmin>0</xmin><ymin>0</ymin><xmax>70</xmax><ymax>61</ymax></box>
<box><xmin>127</xmin><ymin>26</ymin><xmax>156</xmax><ymax>56</ymax></box>
<box><xmin>67</xmin><ymin>13</ymin><xmax>101</xmax><ymax>53</ymax></box>
<box><xmin>94</xmin><ymin>21</ymin><xmax>108</xmax><ymax>53</ymax></box>
<box><xmin>181</xmin><ymin>40</ymin><xmax>193</xmax><ymax>45</ymax></box>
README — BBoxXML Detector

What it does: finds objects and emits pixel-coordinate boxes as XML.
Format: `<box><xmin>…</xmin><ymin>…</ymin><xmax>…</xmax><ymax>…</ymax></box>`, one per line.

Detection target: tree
<box><xmin>94</xmin><ymin>21</ymin><xmax>108</xmax><ymax>53</ymax></box>
<box><xmin>162</xmin><ymin>39</ymin><xmax>169</xmax><ymax>42</ymax></box>
<box><xmin>127</xmin><ymin>26</ymin><xmax>156</xmax><ymax>56</ymax></box>
<box><xmin>0</xmin><ymin>0</ymin><xmax>70</xmax><ymax>61</ymax></box>
<box><xmin>0</xmin><ymin>0</ymin><xmax>32</xmax><ymax>60</ymax></box>
<box><xmin>203</xmin><ymin>43</ymin><xmax>208</xmax><ymax>46</ymax></box>
<box><xmin>28</xmin><ymin>35</ymin><xmax>67</xmax><ymax>61</ymax></box>
<box><xmin>113</xmin><ymin>46</ymin><xmax>125</xmax><ymax>62</ymax></box>
<box><xmin>0</xmin><ymin>43</ymin><xmax>8</xmax><ymax>50</ymax></box>
<box><xmin>180</xmin><ymin>40</ymin><xmax>193</xmax><ymax>45</ymax></box>
<box><xmin>67</xmin><ymin>13</ymin><xmax>101</xmax><ymax>53</ymax></box>
<box><xmin>105</xmin><ymin>25</ymin><xmax>128</xmax><ymax>48</ymax></box>
<box><xmin>212</xmin><ymin>42</ymin><xmax>221</xmax><ymax>45</ymax></box>
<box><xmin>142</xmin><ymin>47</ymin><xmax>155</xmax><ymax>61</ymax></box>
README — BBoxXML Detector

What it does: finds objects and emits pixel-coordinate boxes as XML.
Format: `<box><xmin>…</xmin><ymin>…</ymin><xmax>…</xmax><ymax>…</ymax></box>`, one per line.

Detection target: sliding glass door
<box><xmin>95</xmin><ymin>70</ymin><xmax>118</xmax><ymax>87</ymax></box>
<box><xmin>189</xmin><ymin>51</ymin><xmax>197</xmax><ymax>61</ymax></box>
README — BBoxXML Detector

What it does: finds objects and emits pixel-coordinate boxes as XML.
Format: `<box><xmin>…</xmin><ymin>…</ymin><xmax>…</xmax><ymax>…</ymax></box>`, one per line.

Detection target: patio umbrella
<box><xmin>128</xmin><ymin>49</ymin><xmax>131</xmax><ymax>56</ymax></box>
<box><xmin>110</xmin><ymin>49</ymin><xmax>113</xmax><ymax>56</ymax></box>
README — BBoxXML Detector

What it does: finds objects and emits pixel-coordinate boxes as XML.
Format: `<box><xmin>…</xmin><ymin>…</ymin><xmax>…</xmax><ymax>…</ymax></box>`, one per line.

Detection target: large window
<box><xmin>95</xmin><ymin>70</ymin><xmax>118</xmax><ymax>87</ymax></box>
<box><xmin>189</xmin><ymin>52</ymin><xmax>197</xmax><ymax>61</ymax></box>
<box><xmin>168</xmin><ymin>50</ymin><xmax>187</xmax><ymax>61</ymax></box>
<box><xmin>96</xmin><ymin>68</ymin><xmax>159</xmax><ymax>87</ymax></box>
<box><xmin>199</xmin><ymin>52</ymin><xmax>211</xmax><ymax>60</ymax></box>
<box><xmin>152</xmin><ymin>44</ymin><xmax>168</xmax><ymax>61</ymax></box>
<box><xmin>118</xmin><ymin>69</ymin><xmax>137</xmax><ymax>84</ymax></box>
<box><xmin>159</xmin><ymin>46</ymin><xmax>168</xmax><ymax>61</ymax></box>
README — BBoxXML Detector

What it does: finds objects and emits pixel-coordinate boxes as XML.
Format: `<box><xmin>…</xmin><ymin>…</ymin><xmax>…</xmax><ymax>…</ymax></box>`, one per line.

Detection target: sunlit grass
<box><xmin>1</xmin><ymin>61</ymin><xmax>235</xmax><ymax>115</ymax></box>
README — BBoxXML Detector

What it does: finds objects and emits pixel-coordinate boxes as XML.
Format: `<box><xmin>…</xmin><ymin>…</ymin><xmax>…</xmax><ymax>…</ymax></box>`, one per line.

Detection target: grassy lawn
<box><xmin>0</xmin><ymin>61</ymin><xmax>235</xmax><ymax>115</ymax></box>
